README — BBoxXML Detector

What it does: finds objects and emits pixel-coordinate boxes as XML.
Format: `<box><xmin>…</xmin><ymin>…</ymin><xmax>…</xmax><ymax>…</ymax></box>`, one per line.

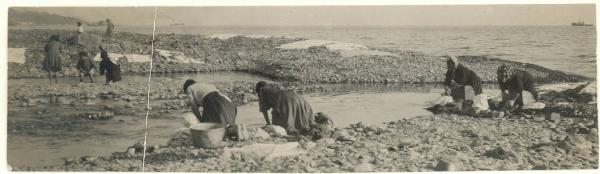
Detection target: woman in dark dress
<box><xmin>443</xmin><ymin>56</ymin><xmax>483</xmax><ymax>100</ymax></box>
<box><xmin>183</xmin><ymin>79</ymin><xmax>237</xmax><ymax>126</ymax></box>
<box><xmin>43</xmin><ymin>35</ymin><xmax>63</xmax><ymax>83</ymax></box>
<box><xmin>497</xmin><ymin>64</ymin><xmax>539</xmax><ymax>109</ymax></box>
<box><xmin>99</xmin><ymin>46</ymin><xmax>121</xmax><ymax>85</ymax></box>
<box><xmin>255</xmin><ymin>81</ymin><xmax>315</xmax><ymax>135</ymax></box>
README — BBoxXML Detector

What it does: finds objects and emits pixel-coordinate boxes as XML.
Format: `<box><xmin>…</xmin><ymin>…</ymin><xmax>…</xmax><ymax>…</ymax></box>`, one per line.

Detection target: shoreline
<box><xmin>6</xmin><ymin>76</ymin><xmax>598</xmax><ymax>171</ymax></box>
<box><xmin>6</xmin><ymin>28</ymin><xmax>598</xmax><ymax>171</ymax></box>
<box><xmin>7</xmin><ymin>29</ymin><xmax>592</xmax><ymax>83</ymax></box>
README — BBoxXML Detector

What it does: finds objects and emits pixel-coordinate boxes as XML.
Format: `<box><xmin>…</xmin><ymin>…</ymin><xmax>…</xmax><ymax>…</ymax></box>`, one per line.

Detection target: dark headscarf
<box><xmin>183</xmin><ymin>79</ymin><xmax>197</xmax><ymax>93</ymax></box>
<box><xmin>49</xmin><ymin>34</ymin><xmax>60</xmax><ymax>42</ymax></box>
<box><xmin>255</xmin><ymin>81</ymin><xmax>268</xmax><ymax>95</ymax></box>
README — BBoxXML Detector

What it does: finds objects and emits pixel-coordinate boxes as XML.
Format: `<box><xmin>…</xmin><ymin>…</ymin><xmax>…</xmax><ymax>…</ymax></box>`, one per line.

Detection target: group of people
<box><xmin>75</xmin><ymin>18</ymin><xmax>115</xmax><ymax>45</ymax></box>
<box><xmin>182</xmin><ymin>55</ymin><xmax>539</xmax><ymax>138</ymax></box>
<box><xmin>43</xmin><ymin>18</ymin><xmax>120</xmax><ymax>84</ymax></box>
<box><xmin>183</xmin><ymin>80</ymin><xmax>332</xmax><ymax>137</ymax></box>
<box><xmin>442</xmin><ymin>55</ymin><xmax>539</xmax><ymax>113</ymax></box>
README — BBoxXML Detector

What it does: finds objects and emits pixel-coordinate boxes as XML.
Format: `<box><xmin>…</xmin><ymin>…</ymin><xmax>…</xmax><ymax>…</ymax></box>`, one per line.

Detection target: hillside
<box><xmin>8</xmin><ymin>9</ymin><xmax>84</xmax><ymax>26</ymax></box>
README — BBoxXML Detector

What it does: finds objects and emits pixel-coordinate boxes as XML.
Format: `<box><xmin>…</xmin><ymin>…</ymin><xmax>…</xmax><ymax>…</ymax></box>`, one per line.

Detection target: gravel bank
<box><xmin>8</xmin><ymin>29</ymin><xmax>591</xmax><ymax>83</ymax></box>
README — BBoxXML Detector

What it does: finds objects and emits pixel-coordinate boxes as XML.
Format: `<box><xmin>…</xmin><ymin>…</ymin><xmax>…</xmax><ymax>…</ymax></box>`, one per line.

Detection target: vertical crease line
<box><xmin>142</xmin><ymin>7</ymin><xmax>157</xmax><ymax>172</ymax></box>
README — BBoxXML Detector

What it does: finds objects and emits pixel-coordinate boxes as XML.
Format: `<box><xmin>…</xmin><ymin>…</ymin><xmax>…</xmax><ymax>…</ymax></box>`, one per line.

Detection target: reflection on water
<box><xmin>7</xmin><ymin>72</ymin><xmax>505</xmax><ymax>168</ymax></box>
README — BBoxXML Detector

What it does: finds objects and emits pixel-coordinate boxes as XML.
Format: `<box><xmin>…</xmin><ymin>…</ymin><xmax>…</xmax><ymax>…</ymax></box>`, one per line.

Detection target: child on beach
<box><xmin>76</xmin><ymin>51</ymin><xmax>96</xmax><ymax>83</ymax></box>
<box><xmin>99</xmin><ymin>46</ymin><xmax>122</xmax><ymax>85</ymax></box>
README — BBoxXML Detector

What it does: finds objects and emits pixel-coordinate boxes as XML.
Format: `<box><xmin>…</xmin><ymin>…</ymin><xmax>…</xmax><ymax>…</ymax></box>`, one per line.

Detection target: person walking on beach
<box><xmin>497</xmin><ymin>64</ymin><xmax>539</xmax><ymax>110</ymax></box>
<box><xmin>76</xmin><ymin>51</ymin><xmax>96</xmax><ymax>83</ymax></box>
<box><xmin>76</xmin><ymin>22</ymin><xmax>84</xmax><ymax>45</ymax></box>
<box><xmin>105</xmin><ymin>19</ymin><xmax>115</xmax><ymax>40</ymax></box>
<box><xmin>43</xmin><ymin>34</ymin><xmax>64</xmax><ymax>84</ymax></box>
<box><xmin>99</xmin><ymin>46</ymin><xmax>121</xmax><ymax>85</ymax></box>
<box><xmin>443</xmin><ymin>55</ymin><xmax>483</xmax><ymax>105</ymax></box>
<box><xmin>255</xmin><ymin>81</ymin><xmax>315</xmax><ymax>135</ymax></box>
<box><xmin>183</xmin><ymin>79</ymin><xmax>237</xmax><ymax>126</ymax></box>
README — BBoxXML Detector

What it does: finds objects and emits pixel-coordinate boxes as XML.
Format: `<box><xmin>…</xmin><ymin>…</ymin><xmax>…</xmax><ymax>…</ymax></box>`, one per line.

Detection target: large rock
<box><xmin>434</xmin><ymin>157</ymin><xmax>457</xmax><ymax>171</ymax></box>
<box><xmin>316</xmin><ymin>138</ymin><xmax>336</xmax><ymax>146</ymax></box>
<box><xmin>248</xmin><ymin>127</ymin><xmax>270</xmax><ymax>139</ymax></box>
<box><xmin>352</xmin><ymin>162</ymin><xmax>373</xmax><ymax>172</ymax></box>
<box><xmin>545</xmin><ymin>112</ymin><xmax>561</xmax><ymax>122</ymax></box>
<box><xmin>558</xmin><ymin>135</ymin><xmax>593</xmax><ymax>154</ymax></box>
<box><xmin>263</xmin><ymin>125</ymin><xmax>287</xmax><ymax>137</ymax></box>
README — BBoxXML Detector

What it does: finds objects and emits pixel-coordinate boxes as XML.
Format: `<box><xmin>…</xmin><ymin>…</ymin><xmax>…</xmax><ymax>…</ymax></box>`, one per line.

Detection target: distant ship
<box><xmin>571</xmin><ymin>20</ymin><xmax>593</xmax><ymax>26</ymax></box>
<box><xmin>170</xmin><ymin>23</ymin><xmax>185</xmax><ymax>26</ymax></box>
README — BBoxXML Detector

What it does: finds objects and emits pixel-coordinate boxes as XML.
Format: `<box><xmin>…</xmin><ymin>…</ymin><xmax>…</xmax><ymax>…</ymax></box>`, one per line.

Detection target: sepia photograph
<box><xmin>2</xmin><ymin>0</ymin><xmax>599</xmax><ymax>172</ymax></box>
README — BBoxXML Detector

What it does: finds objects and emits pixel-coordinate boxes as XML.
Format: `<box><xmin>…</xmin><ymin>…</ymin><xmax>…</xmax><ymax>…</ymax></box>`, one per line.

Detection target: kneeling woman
<box><xmin>255</xmin><ymin>81</ymin><xmax>315</xmax><ymax>135</ymax></box>
<box><xmin>183</xmin><ymin>79</ymin><xmax>237</xmax><ymax>125</ymax></box>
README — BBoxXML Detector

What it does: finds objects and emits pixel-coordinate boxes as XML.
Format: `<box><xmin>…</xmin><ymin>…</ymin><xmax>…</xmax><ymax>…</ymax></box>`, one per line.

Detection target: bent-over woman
<box><xmin>99</xmin><ymin>46</ymin><xmax>121</xmax><ymax>85</ymax></box>
<box><xmin>255</xmin><ymin>81</ymin><xmax>315</xmax><ymax>135</ymax></box>
<box><xmin>443</xmin><ymin>56</ymin><xmax>483</xmax><ymax>100</ymax></box>
<box><xmin>497</xmin><ymin>64</ymin><xmax>539</xmax><ymax>109</ymax></box>
<box><xmin>183</xmin><ymin>79</ymin><xmax>237</xmax><ymax>125</ymax></box>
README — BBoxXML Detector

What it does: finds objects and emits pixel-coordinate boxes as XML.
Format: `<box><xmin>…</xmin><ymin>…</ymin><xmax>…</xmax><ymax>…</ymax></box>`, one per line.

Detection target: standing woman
<box><xmin>255</xmin><ymin>81</ymin><xmax>315</xmax><ymax>135</ymax></box>
<box><xmin>183</xmin><ymin>79</ymin><xmax>237</xmax><ymax>125</ymax></box>
<box><xmin>76</xmin><ymin>22</ymin><xmax>84</xmax><ymax>45</ymax></box>
<box><xmin>99</xmin><ymin>46</ymin><xmax>121</xmax><ymax>85</ymax></box>
<box><xmin>105</xmin><ymin>19</ymin><xmax>115</xmax><ymax>41</ymax></box>
<box><xmin>43</xmin><ymin>34</ymin><xmax>63</xmax><ymax>83</ymax></box>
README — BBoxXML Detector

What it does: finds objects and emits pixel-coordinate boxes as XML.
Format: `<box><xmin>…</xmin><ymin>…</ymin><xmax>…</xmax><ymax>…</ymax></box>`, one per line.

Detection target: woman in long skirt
<box><xmin>183</xmin><ymin>79</ymin><xmax>237</xmax><ymax>126</ymax></box>
<box><xmin>43</xmin><ymin>34</ymin><xmax>63</xmax><ymax>83</ymax></box>
<box><xmin>255</xmin><ymin>81</ymin><xmax>315</xmax><ymax>135</ymax></box>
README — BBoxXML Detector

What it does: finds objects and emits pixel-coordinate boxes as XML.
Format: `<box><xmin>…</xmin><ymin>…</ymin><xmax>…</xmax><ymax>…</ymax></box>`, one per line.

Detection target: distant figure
<box><xmin>43</xmin><ymin>34</ymin><xmax>63</xmax><ymax>83</ymax></box>
<box><xmin>443</xmin><ymin>55</ymin><xmax>483</xmax><ymax>100</ymax></box>
<box><xmin>76</xmin><ymin>22</ymin><xmax>84</xmax><ymax>44</ymax></box>
<box><xmin>255</xmin><ymin>81</ymin><xmax>315</xmax><ymax>135</ymax></box>
<box><xmin>497</xmin><ymin>64</ymin><xmax>539</xmax><ymax>109</ymax></box>
<box><xmin>99</xmin><ymin>46</ymin><xmax>121</xmax><ymax>85</ymax></box>
<box><xmin>105</xmin><ymin>19</ymin><xmax>115</xmax><ymax>40</ymax></box>
<box><xmin>76</xmin><ymin>51</ymin><xmax>96</xmax><ymax>83</ymax></box>
<box><xmin>183</xmin><ymin>79</ymin><xmax>237</xmax><ymax>125</ymax></box>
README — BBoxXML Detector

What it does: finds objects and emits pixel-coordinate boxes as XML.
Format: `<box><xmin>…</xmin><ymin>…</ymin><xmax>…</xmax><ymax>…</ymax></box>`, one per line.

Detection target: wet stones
<box><xmin>352</xmin><ymin>162</ymin><xmax>374</xmax><ymax>172</ymax></box>
<box><xmin>316</xmin><ymin>138</ymin><xmax>336</xmax><ymax>147</ymax></box>
<box><xmin>434</xmin><ymin>157</ymin><xmax>457</xmax><ymax>171</ymax></box>
<box><xmin>533</xmin><ymin>115</ymin><xmax>546</xmax><ymax>122</ymax></box>
<box><xmin>558</xmin><ymin>135</ymin><xmax>593</xmax><ymax>154</ymax></box>
<box><xmin>546</xmin><ymin>112</ymin><xmax>561</xmax><ymax>122</ymax></box>
<box><xmin>75</xmin><ymin>111</ymin><xmax>114</xmax><ymax>120</ymax></box>
<box><xmin>484</xmin><ymin>147</ymin><xmax>516</xmax><ymax>160</ymax></box>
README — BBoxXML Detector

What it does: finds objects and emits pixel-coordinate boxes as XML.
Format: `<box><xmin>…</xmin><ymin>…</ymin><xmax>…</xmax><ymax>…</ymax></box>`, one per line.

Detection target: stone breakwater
<box><xmin>7</xmin><ymin>29</ymin><xmax>590</xmax><ymax>84</ymax></box>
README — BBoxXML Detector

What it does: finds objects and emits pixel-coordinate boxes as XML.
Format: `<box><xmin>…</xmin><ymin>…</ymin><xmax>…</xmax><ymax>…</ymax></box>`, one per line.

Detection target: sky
<box><xmin>12</xmin><ymin>4</ymin><xmax>597</xmax><ymax>26</ymax></box>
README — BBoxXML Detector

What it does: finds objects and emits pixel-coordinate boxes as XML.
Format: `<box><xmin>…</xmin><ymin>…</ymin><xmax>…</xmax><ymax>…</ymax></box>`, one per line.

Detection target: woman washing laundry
<box><xmin>99</xmin><ymin>46</ymin><xmax>122</xmax><ymax>85</ymax></box>
<box><xmin>182</xmin><ymin>79</ymin><xmax>237</xmax><ymax>126</ymax></box>
<box><xmin>497</xmin><ymin>64</ymin><xmax>540</xmax><ymax>111</ymax></box>
<box><xmin>442</xmin><ymin>55</ymin><xmax>485</xmax><ymax>113</ymax></box>
<box><xmin>443</xmin><ymin>55</ymin><xmax>483</xmax><ymax>99</ymax></box>
<box><xmin>255</xmin><ymin>81</ymin><xmax>315</xmax><ymax>135</ymax></box>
